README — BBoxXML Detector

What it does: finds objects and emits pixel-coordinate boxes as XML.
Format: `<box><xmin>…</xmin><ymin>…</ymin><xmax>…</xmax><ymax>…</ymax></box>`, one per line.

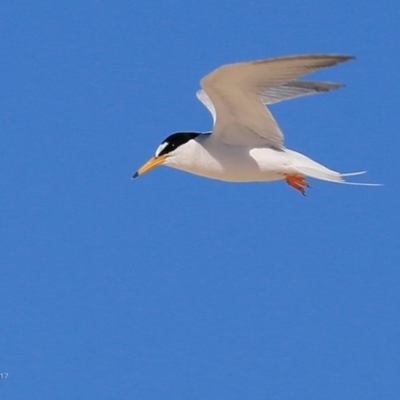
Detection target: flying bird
<box><xmin>134</xmin><ymin>54</ymin><xmax>379</xmax><ymax>194</ymax></box>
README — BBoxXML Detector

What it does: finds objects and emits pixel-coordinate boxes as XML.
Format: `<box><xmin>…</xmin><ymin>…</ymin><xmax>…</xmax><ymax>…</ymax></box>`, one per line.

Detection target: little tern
<box><xmin>134</xmin><ymin>54</ymin><xmax>379</xmax><ymax>194</ymax></box>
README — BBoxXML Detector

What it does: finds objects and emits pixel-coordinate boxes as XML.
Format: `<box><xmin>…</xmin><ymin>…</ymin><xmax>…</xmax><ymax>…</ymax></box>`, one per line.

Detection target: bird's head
<box><xmin>133</xmin><ymin>132</ymin><xmax>201</xmax><ymax>178</ymax></box>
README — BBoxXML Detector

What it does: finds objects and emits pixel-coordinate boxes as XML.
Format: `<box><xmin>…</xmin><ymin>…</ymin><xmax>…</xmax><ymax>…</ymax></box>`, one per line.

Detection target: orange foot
<box><xmin>285</xmin><ymin>175</ymin><xmax>310</xmax><ymax>196</ymax></box>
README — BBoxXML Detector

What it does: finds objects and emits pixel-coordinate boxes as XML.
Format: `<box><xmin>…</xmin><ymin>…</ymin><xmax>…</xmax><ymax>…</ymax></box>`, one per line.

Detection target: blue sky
<box><xmin>1</xmin><ymin>1</ymin><xmax>399</xmax><ymax>399</ymax></box>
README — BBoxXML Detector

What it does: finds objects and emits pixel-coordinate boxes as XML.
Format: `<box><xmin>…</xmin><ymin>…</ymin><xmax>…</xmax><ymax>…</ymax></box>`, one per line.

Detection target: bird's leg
<box><xmin>285</xmin><ymin>175</ymin><xmax>310</xmax><ymax>196</ymax></box>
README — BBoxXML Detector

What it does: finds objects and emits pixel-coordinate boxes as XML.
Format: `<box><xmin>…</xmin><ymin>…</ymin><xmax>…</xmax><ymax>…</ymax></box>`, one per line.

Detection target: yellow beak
<box><xmin>133</xmin><ymin>155</ymin><xmax>168</xmax><ymax>178</ymax></box>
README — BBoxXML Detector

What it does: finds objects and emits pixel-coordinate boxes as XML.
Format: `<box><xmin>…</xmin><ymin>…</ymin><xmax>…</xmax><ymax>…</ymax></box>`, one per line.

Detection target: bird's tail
<box><xmin>291</xmin><ymin>166</ymin><xmax>381</xmax><ymax>186</ymax></box>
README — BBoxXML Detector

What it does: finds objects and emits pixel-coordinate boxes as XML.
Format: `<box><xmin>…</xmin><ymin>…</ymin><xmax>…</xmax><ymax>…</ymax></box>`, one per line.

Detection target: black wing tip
<box><xmin>254</xmin><ymin>53</ymin><xmax>356</xmax><ymax>62</ymax></box>
<box><xmin>332</xmin><ymin>54</ymin><xmax>356</xmax><ymax>63</ymax></box>
<box><xmin>305</xmin><ymin>54</ymin><xmax>356</xmax><ymax>61</ymax></box>
<box><xmin>303</xmin><ymin>54</ymin><xmax>356</xmax><ymax>64</ymax></box>
<box><xmin>318</xmin><ymin>82</ymin><xmax>346</xmax><ymax>92</ymax></box>
<box><xmin>288</xmin><ymin>80</ymin><xmax>346</xmax><ymax>92</ymax></box>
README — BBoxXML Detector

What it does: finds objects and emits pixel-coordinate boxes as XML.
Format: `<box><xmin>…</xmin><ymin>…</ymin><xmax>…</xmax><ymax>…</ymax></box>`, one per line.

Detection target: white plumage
<box><xmin>134</xmin><ymin>54</ymin><xmax>380</xmax><ymax>194</ymax></box>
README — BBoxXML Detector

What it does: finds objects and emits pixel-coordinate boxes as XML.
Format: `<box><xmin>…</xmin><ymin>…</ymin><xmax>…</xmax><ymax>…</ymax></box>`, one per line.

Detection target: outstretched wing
<box><xmin>197</xmin><ymin>80</ymin><xmax>344</xmax><ymax>123</ymax></box>
<box><xmin>199</xmin><ymin>54</ymin><xmax>354</xmax><ymax>147</ymax></box>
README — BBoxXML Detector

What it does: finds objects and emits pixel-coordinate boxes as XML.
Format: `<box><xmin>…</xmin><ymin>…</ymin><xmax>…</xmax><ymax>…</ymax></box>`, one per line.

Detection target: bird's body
<box><xmin>134</xmin><ymin>54</ymin><xmax>379</xmax><ymax>194</ymax></box>
<box><xmin>163</xmin><ymin>133</ymin><xmax>346</xmax><ymax>184</ymax></box>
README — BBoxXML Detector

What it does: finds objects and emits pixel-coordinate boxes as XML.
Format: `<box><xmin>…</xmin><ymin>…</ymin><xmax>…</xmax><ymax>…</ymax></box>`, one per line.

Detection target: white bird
<box><xmin>134</xmin><ymin>54</ymin><xmax>379</xmax><ymax>195</ymax></box>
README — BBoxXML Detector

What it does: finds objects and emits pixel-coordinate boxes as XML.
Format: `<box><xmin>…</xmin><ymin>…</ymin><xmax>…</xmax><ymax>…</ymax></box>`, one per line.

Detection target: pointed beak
<box><xmin>132</xmin><ymin>155</ymin><xmax>168</xmax><ymax>179</ymax></box>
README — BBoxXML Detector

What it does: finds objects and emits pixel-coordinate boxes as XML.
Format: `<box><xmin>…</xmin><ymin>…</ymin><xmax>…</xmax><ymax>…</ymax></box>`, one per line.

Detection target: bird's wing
<box><xmin>196</xmin><ymin>80</ymin><xmax>344</xmax><ymax>122</ymax></box>
<box><xmin>261</xmin><ymin>80</ymin><xmax>344</xmax><ymax>105</ymax></box>
<box><xmin>196</xmin><ymin>89</ymin><xmax>217</xmax><ymax>123</ymax></box>
<box><xmin>200</xmin><ymin>54</ymin><xmax>354</xmax><ymax>147</ymax></box>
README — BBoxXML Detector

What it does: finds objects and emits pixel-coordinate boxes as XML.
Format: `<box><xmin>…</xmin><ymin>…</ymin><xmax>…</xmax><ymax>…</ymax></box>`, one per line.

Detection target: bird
<box><xmin>133</xmin><ymin>54</ymin><xmax>379</xmax><ymax>195</ymax></box>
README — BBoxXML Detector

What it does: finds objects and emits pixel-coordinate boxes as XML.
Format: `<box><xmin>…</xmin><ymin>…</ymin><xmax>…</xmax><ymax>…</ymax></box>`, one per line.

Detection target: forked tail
<box><xmin>292</xmin><ymin>166</ymin><xmax>381</xmax><ymax>186</ymax></box>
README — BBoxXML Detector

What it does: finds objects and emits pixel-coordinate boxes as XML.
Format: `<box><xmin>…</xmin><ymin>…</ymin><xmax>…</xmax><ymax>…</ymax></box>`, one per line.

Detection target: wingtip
<box><xmin>318</xmin><ymin>54</ymin><xmax>355</xmax><ymax>61</ymax></box>
<box><xmin>322</xmin><ymin>54</ymin><xmax>356</xmax><ymax>66</ymax></box>
<box><xmin>337</xmin><ymin>54</ymin><xmax>356</xmax><ymax>61</ymax></box>
<box><xmin>338</xmin><ymin>55</ymin><xmax>356</xmax><ymax>64</ymax></box>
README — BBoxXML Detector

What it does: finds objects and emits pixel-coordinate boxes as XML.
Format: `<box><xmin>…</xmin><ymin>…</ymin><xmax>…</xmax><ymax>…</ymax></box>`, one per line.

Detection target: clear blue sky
<box><xmin>1</xmin><ymin>1</ymin><xmax>399</xmax><ymax>399</ymax></box>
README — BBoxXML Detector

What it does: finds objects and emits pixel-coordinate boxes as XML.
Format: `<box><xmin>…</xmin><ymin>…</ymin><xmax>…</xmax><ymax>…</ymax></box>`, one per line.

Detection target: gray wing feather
<box><xmin>261</xmin><ymin>81</ymin><xmax>344</xmax><ymax>105</ymax></box>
